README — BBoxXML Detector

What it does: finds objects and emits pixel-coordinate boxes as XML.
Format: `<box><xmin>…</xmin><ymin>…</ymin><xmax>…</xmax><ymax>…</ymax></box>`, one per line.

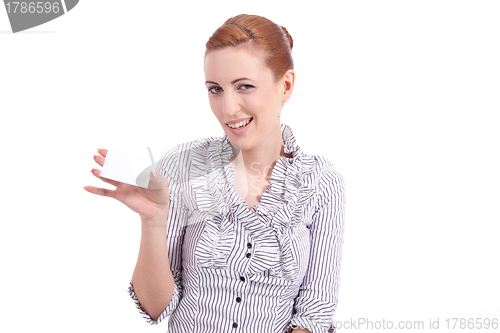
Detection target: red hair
<box><xmin>205</xmin><ymin>14</ymin><xmax>294</xmax><ymax>81</ymax></box>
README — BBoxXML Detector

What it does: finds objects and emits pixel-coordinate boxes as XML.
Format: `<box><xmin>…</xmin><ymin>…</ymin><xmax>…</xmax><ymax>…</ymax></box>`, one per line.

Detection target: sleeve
<box><xmin>289</xmin><ymin>160</ymin><xmax>346</xmax><ymax>333</ymax></box>
<box><xmin>127</xmin><ymin>144</ymin><xmax>189</xmax><ymax>325</ymax></box>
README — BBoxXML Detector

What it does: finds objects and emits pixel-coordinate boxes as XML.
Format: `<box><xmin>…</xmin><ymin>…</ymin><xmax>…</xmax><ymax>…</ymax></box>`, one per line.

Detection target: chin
<box><xmin>226</xmin><ymin>134</ymin><xmax>249</xmax><ymax>150</ymax></box>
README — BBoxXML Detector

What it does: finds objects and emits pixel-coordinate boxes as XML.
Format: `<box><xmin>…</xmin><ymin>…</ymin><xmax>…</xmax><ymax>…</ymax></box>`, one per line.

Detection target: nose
<box><xmin>222</xmin><ymin>90</ymin><xmax>240</xmax><ymax>117</ymax></box>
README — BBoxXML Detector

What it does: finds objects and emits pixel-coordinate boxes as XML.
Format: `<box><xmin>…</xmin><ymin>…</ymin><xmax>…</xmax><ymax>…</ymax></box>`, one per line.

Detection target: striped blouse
<box><xmin>128</xmin><ymin>124</ymin><xmax>346</xmax><ymax>333</ymax></box>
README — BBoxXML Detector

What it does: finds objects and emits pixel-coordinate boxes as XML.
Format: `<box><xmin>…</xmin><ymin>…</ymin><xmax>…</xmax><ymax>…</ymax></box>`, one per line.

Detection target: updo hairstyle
<box><xmin>205</xmin><ymin>14</ymin><xmax>294</xmax><ymax>81</ymax></box>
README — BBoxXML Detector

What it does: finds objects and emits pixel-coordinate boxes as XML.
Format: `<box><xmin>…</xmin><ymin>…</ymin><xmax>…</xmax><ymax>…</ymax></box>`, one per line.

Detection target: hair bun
<box><xmin>207</xmin><ymin>14</ymin><xmax>294</xmax><ymax>79</ymax></box>
<box><xmin>280</xmin><ymin>26</ymin><xmax>293</xmax><ymax>50</ymax></box>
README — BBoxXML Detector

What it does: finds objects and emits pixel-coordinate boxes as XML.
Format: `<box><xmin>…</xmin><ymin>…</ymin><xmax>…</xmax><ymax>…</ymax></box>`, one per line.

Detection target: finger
<box><xmin>97</xmin><ymin>148</ymin><xmax>108</xmax><ymax>158</ymax></box>
<box><xmin>90</xmin><ymin>168</ymin><xmax>122</xmax><ymax>187</ymax></box>
<box><xmin>147</xmin><ymin>171</ymin><xmax>169</xmax><ymax>190</ymax></box>
<box><xmin>83</xmin><ymin>185</ymin><xmax>116</xmax><ymax>198</ymax></box>
<box><xmin>93</xmin><ymin>154</ymin><xmax>105</xmax><ymax>167</ymax></box>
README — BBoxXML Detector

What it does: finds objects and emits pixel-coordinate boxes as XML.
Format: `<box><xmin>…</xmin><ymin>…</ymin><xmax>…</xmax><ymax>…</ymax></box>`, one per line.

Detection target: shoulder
<box><xmin>313</xmin><ymin>154</ymin><xmax>344</xmax><ymax>189</ymax></box>
<box><xmin>300</xmin><ymin>152</ymin><xmax>345</xmax><ymax>208</ymax></box>
<box><xmin>299</xmin><ymin>152</ymin><xmax>344</xmax><ymax>187</ymax></box>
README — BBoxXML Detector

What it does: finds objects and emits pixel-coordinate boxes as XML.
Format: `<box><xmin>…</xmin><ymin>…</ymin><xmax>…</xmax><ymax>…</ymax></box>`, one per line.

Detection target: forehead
<box><xmin>204</xmin><ymin>46</ymin><xmax>272</xmax><ymax>82</ymax></box>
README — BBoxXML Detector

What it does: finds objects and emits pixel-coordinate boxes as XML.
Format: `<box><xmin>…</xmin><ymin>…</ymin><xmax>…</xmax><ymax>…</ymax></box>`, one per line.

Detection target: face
<box><xmin>204</xmin><ymin>46</ymin><xmax>294</xmax><ymax>154</ymax></box>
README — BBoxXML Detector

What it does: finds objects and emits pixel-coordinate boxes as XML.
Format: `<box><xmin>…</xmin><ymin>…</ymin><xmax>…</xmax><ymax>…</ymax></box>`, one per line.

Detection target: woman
<box><xmin>84</xmin><ymin>14</ymin><xmax>345</xmax><ymax>333</ymax></box>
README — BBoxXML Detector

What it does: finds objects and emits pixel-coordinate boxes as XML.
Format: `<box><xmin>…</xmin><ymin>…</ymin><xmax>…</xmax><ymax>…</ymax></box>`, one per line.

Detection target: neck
<box><xmin>229</xmin><ymin>124</ymin><xmax>290</xmax><ymax>181</ymax></box>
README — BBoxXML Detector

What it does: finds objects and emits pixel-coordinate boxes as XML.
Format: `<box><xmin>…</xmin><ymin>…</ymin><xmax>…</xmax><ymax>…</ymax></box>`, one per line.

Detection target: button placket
<box><xmin>234</xmin><ymin>272</ymin><xmax>249</xmax><ymax>331</ymax></box>
<box><xmin>243</xmin><ymin>237</ymin><xmax>253</xmax><ymax>259</ymax></box>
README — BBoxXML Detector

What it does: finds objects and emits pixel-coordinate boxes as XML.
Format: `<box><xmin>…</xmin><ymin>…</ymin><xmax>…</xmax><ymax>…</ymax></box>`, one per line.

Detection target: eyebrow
<box><xmin>205</xmin><ymin>78</ymin><xmax>254</xmax><ymax>85</ymax></box>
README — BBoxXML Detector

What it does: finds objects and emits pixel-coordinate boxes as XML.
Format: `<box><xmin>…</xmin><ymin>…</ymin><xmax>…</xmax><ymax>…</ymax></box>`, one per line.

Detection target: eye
<box><xmin>208</xmin><ymin>86</ymin><xmax>223</xmax><ymax>94</ymax></box>
<box><xmin>238</xmin><ymin>84</ymin><xmax>254</xmax><ymax>91</ymax></box>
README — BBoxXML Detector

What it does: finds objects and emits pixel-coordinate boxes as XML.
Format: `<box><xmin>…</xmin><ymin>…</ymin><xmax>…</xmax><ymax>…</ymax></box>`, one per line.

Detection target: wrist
<box><xmin>140</xmin><ymin>214</ymin><xmax>168</xmax><ymax>230</ymax></box>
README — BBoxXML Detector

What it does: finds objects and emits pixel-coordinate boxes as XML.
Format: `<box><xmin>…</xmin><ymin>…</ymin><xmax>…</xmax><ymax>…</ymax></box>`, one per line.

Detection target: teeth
<box><xmin>228</xmin><ymin>119</ymin><xmax>251</xmax><ymax>129</ymax></box>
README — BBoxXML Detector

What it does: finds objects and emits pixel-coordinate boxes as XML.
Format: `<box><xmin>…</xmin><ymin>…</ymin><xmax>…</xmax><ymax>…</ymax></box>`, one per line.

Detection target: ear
<box><xmin>281</xmin><ymin>69</ymin><xmax>296</xmax><ymax>104</ymax></box>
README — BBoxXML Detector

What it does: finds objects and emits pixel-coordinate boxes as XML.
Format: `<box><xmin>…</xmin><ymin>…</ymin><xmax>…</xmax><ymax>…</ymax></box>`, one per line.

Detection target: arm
<box><xmin>130</xmin><ymin>192</ymin><xmax>187</xmax><ymax>323</ymax></box>
<box><xmin>85</xmin><ymin>147</ymin><xmax>186</xmax><ymax>324</ymax></box>
<box><xmin>129</xmin><ymin>146</ymin><xmax>188</xmax><ymax>324</ymax></box>
<box><xmin>289</xmin><ymin>162</ymin><xmax>346</xmax><ymax>333</ymax></box>
<box><xmin>131</xmin><ymin>214</ymin><xmax>174</xmax><ymax>321</ymax></box>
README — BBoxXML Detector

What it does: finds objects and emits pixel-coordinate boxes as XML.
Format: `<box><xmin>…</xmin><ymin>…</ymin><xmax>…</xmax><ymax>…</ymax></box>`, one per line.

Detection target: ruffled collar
<box><xmin>189</xmin><ymin>123</ymin><xmax>318</xmax><ymax>281</ymax></box>
<box><xmin>221</xmin><ymin>123</ymin><xmax>302</xmax><ymax>158</ymax></box>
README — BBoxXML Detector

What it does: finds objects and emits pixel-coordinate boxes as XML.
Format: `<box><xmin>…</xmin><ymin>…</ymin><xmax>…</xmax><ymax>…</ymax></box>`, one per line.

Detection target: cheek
<box><xmin>254</xmin><ymin>90</ymin><xmax>281</xmax><ymax>114</ymax></box>
<box><xmin>245</xmin><ymin>91</ymin><xmax>273</xmax><ymax>111</ymax></box>
<box><xmin>208</xmin><ymin>97</ymin><xmax>222</xmax><ymax>117</ymax></box>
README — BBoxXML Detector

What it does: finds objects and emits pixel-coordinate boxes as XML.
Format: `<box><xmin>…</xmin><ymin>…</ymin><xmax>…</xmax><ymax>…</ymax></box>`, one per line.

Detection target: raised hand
<box><xmin>84</xmin><ymin>148</ymin><xmax>170</xmax><ymax>222</ymax></box>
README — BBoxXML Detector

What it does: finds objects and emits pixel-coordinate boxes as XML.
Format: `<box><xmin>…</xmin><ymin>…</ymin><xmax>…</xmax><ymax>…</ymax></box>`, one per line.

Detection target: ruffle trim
<box><xmin>188</xmin><ymin>124</ymin><xmax>319</xmax><ymax>281</ymax></box>
<box><xmin>289</xmin><ymin>317</ymin><xmax>336</xmax><ymax>333</ymax></box>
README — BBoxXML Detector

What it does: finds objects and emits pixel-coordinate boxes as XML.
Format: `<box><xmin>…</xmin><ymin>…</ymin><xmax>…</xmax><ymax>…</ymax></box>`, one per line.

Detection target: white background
<box><xmin>1</xmin><ymin>1</ymin><xmax>499</xmax><ymax>332</ymax></box>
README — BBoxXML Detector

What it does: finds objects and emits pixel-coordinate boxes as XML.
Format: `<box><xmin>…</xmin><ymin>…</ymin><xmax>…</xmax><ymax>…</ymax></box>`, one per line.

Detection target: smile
<box><xmin>227</xmin><ymin>118</ymin><xmax>253</xmax><ymax>129</ymax></box>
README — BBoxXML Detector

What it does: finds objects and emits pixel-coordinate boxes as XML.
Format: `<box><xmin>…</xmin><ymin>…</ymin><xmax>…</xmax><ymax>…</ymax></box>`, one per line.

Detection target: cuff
<box><xmin>127</xmin><ymin>279</ymin><xmax>180</xmax><ymax>325</ymax></box>
<box><xmin>289</xmin><ymin>316</ymin><xmax>336</xmax><ymax>333</ymax></box>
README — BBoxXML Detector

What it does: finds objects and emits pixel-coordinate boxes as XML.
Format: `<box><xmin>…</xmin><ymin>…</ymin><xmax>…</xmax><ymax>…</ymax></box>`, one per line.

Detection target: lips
<box><xmin>226</xmin><ymin>117</ymin><xmax>253</xmax><ymax>129</ymax></box>
<box><xmin>226</xmin><ymin>117</ymin><xmax>253</xmax><ymax>135</ymax></box>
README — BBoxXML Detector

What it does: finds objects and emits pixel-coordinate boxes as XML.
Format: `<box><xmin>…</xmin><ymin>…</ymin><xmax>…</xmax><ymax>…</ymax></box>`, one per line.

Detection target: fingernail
<box><xmin>97</xmin><ymin>148</ymin><xmax>101</xmax><ymax>153</ymax></box>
